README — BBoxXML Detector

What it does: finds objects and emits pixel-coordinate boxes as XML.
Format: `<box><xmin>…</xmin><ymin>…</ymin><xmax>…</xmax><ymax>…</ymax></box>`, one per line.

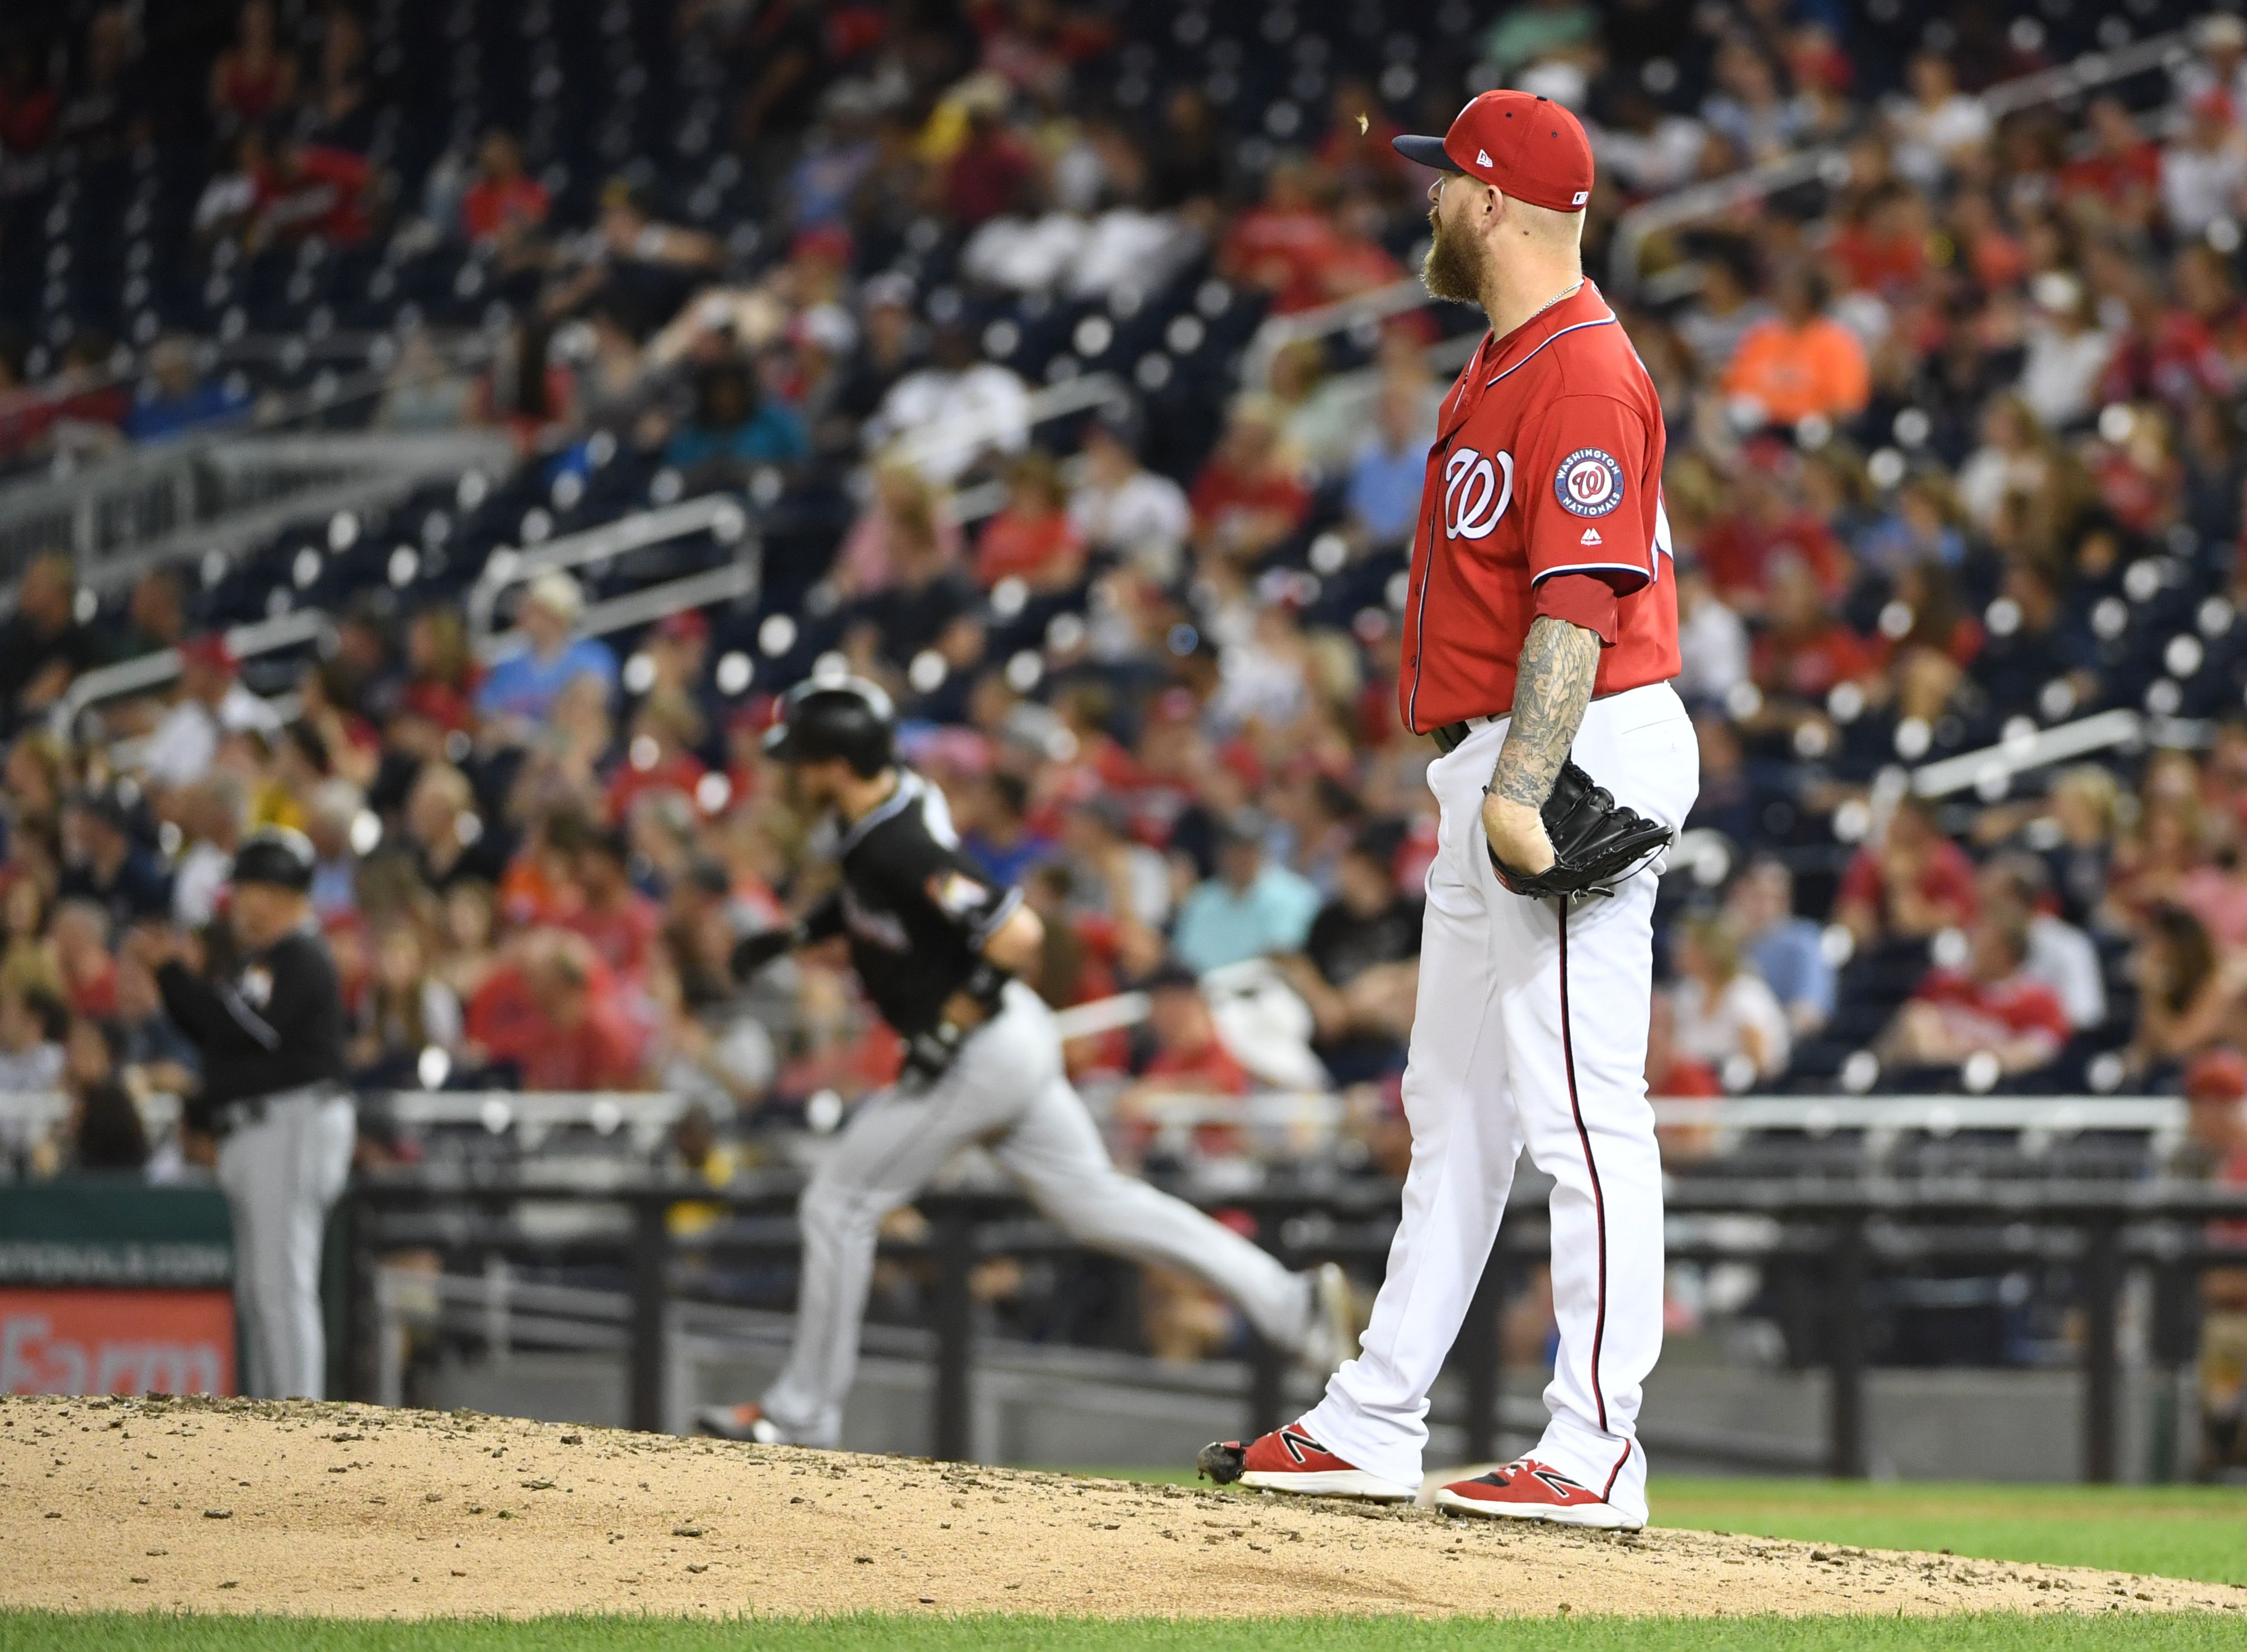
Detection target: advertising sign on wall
<box><xmin>0</xmin><ymin>1289</ymin><xmax>235</xmax><ymax>1395</ymax></box>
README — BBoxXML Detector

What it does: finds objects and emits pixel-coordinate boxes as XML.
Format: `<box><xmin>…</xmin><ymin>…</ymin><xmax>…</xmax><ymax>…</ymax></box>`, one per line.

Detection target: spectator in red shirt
<box><xmin>50</xmin><ymin>900</ymin><xmax>120</xmax><ymax>1018</ymax></box>
<box><xmin>1697</xmin><ymin>450</ymin><xmax>1853</xmax><ymax>611</ymax></box>
<box><xmin>945</xmin><ymin>97</ymin><xmax>1035</xmax><ymax>227</ymax></box>
<box><xmin>1879</xmin><ymin>913</ymin><xmax>2072</xmax><ymax>1078</ymax></box>
<box><xmin>605</xmin><ymin>695</ymin><xmax>711</xmax><ymax>823</ymax></box>
<box><xmin>1835</xmin><ymin>795</ymin><xmax>1979</xmax><ymax>946</ymax></box>
<box><xmin>1117</xmin><ymin>964</ymin><xmax>1251</xmax><ymax>1165</ymax></box>
<box><xmin>0</xmin><ymin>42</ymin><xmax>58</xmax><ymax>156</ymax></box>
<box><xmin>974</xmin><ymin>448</ymin><xmax>1085</xmax><ymax>590</ymax></box>
<box><xmin>1189</xmin><ymin>397</ymin><xmax>1311</xmax><ymax>563</ymax></box>
<box><xmin>1647</xmin><ymin>988</ymin><xmax>1725</xmax><ymax>1162</ymax></box>
<box><xmin>257</xmin><ymin>133</ymin><xmax>373</xmax><ymax>247</ymax></box>
<box><xmin>465</xmin><ymin>930</ymin><xmax>647</xmax><ymax>1091</ymax></box>
<box><xmin>2058</xmin><ymin>96</ymin><xmax>2162</xmax><ymax>224</ymax></box>
<box><xmin>461</xmin><ymin>129</ymin><xmax>550</xmax><ymax>248</ymax></box>
<box><xmin>1219</xmin><ymin>161</ymin><xmax>1341</xmax><ymax>316</ymax></box>
<box><xmin>1750</xmin><ymin>552</ymin><xmax>1880</xmax><ymax>708</ymax></box>
<box><xmin>1828</xmin><ymin>181</ymin><xmax>1928</xmax><ymax>299</ymax></box>
<box><xmin>567</xmin><ymin>826</ymin><xmax>663</xmax><ymax>987</ymax></box>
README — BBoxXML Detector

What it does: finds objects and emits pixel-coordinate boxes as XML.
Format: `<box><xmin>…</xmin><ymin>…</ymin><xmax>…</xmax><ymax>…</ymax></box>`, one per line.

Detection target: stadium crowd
<box><xmin>0</xmin><ymin>0</ymin><xmax>2244</xmax><ymax>1258</ymax></box>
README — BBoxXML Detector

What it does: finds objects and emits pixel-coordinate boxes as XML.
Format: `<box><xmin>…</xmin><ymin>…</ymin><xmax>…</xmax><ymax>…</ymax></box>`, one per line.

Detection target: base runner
<box><xmin>1199</xmin><ymin>91</ymin><xmax>1695</xmax><ymax>1529</ymax></box>
<box><xmin>696</xmin><ymin>677</ymin><xmax>1356</xmax><ymax>1447</ymax></box>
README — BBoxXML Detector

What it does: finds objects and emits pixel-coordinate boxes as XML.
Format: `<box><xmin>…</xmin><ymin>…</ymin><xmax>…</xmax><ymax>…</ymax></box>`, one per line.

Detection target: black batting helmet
<box><xmin>229</xmin><ymin>826</ymin><xmax>317</xmax><ymax>892</ymax></box>
<box><xmin>762</xmin><ymin>676</ymin><xmax>896</xmax><ymax>777</ymax></box>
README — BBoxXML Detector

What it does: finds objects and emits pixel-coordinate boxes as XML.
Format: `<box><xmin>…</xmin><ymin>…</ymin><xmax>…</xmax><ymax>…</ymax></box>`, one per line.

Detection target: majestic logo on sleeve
<box><xmin>1554</xmin><ymin>448</ymin><xmax>1625</xmax><ymax>517</ymax></box>
<box><xmin>1443</xmin><ymin>447</ymin><xmax>1514</xmax><ymax>540</ymax></box>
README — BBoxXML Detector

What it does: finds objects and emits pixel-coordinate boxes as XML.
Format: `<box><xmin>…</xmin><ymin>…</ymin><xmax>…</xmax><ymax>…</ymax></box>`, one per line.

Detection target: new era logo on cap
<box><xmin>1478</xmin><ymin>149</ymin><xmax>1494</xmax><ymax>167</ymax></box>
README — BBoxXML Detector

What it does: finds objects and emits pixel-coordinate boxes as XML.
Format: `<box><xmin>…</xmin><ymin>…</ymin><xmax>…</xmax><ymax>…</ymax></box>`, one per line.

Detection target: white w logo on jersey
<box><xmin>1443</xmin><ymin>446</ymin><xmax>1513</xmax><ymax>540</ymax></box>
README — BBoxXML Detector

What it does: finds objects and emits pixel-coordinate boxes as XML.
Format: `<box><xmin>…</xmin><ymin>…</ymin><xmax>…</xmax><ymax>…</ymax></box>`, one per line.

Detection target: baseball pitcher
<box><xmin>1202</xmin><ymin>91</ymin><xmax>1695</xmax><ymax>1529</ymax></box>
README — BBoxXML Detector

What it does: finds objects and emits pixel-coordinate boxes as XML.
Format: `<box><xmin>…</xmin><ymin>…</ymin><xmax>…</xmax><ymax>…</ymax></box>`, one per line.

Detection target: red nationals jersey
<box><xmin>1398</xmin><ymin>281</ymin><xmax>1680</xmax><ymax>733</ymax></box>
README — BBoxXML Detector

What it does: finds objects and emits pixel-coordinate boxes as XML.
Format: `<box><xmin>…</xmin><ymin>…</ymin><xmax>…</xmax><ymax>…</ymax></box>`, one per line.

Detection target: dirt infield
<box><xmin>2</xmin><ymin>1396</ymin><xmax>2242</xmax><ymax>1620</ymax></box>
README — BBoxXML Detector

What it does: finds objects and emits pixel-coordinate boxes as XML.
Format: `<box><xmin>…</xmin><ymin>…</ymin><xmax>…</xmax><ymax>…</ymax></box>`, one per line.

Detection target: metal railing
<box><xmin>1607</xmin><ymin>30</ymin><xmax>2193</xmax><ymax>296</ymax></box>
<box><xmin>56</xmin><ymin>609</ymin><xmax>331</xmax><ymax>720</ymax></box>
<box><xmin>1909</xmin><ymin>706</ymin><xmax>2211</xmax><ymax>799</ymax></box>
<box><xmin>0</xmin><ymin>338</ymin><xmax>505</xmax><ymax>589</ymax></box>
<box><xmin>465</xmin><ymin>494</ymin><xmax>751</xmax><ymax>641</ymax></box>
<box><xmin>346</xmin><ymin>1164</ymin><xmax>2247</xmax><ymax>1480</ymax></box>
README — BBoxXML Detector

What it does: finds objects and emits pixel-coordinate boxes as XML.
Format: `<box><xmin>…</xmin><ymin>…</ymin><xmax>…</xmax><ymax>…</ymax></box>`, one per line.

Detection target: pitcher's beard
<box><xmin>1422</xmin><ymin>206</ymin><xmax>1483</xmax><ymax>305</ymax></box>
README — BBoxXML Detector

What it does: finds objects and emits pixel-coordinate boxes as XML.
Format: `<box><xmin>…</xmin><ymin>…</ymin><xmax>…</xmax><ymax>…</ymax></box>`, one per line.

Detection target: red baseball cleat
<box><xmin>1433</xmin><ymin>1458</ymin><xmax>1639</xmax><ymax>1528</ymax></box>
<box><xmin>1196</xmin><ymin>1422</ymin><xmax>1415</xmax><ymax>1501</ymax></box>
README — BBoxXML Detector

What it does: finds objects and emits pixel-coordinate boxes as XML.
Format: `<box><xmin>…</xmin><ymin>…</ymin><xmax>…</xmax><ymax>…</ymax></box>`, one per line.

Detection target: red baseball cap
<box><xmin>1393</xmin><ymin>90</ymin><xmax>1594</xmax><ymax>213</ymax></box>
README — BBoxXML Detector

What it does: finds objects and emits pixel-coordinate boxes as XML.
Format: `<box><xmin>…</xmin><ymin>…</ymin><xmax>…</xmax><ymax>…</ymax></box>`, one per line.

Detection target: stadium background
<box><xmin>0</xmin><ymin>0</ymin><xmax>2243</xmax><ymax>1493</ymax></box>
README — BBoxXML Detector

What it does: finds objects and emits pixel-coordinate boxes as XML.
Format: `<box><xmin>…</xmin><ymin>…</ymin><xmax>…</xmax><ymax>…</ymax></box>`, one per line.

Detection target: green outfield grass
<box><xmin>0</xmin><ymin>1614</ymin><xmax>2242</xmax><ymax>1652</ymax></box>
<box><xmin>1061</xmin><ymin>1470</ymin><xmax>2247</xmax><ymax>1589</ymax></box>
<box><xmin>1646</xmin><ymin>1480</ymin><xmax>2247</xmax><ymax>1589</ymax></box>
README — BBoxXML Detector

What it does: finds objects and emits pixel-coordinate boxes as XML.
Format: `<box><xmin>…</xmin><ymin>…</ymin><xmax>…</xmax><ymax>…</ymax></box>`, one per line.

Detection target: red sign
<box><xmin>0</xmin><ymin>1289</ymin><xmax>235</xmax><ymax>1396</ymax></box>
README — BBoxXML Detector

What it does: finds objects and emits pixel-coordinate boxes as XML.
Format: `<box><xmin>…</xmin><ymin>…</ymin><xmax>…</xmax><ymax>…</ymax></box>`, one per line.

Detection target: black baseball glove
<box><xmin>1487</xmin><ymin>759</ymin><xmax>1673</xmax><ymax>901</ymax></box>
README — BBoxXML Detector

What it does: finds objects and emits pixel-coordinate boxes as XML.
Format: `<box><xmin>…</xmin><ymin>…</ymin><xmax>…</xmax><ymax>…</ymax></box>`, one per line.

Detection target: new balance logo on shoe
<box><xmin>1579</xmin><ymin>528</ymin><xmax>1602</xmax><ymax>545</ymax></box>
<box><xmin>1276</xmin><ymin>1425</ymin><xmax>1322</xmax><ymax>1465</ymax></box>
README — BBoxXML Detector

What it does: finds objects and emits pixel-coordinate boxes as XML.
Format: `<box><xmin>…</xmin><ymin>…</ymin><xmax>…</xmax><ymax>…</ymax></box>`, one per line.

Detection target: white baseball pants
<box><xmin>1301</xmin><ymin>681</ymin><xmax>1698</xmax><ymax>1523</ymax></box>
<box><xmin>761</xmin><ymin>982</ymin><xmax>1317</xmax><ymax>1447</ymax></box>
<box><xmin>214</xmin><ymin>1088</ymin><xmax>356</xmax><ymax>1400</ymax></box>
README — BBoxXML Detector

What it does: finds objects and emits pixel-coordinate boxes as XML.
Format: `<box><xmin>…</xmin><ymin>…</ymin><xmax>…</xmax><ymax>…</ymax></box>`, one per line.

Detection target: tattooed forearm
<box><xmin>1490</xmin><ymin>616</ymin><xmax>1601</xmax><ymax>809</ymax></box>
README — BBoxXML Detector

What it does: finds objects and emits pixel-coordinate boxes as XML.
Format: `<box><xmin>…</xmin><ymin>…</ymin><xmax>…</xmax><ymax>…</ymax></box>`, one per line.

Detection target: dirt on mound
<box><xmin>2</xmin><ymin>1396</ymin><xmax>2241</xmax><ymax>1620</ymax></box>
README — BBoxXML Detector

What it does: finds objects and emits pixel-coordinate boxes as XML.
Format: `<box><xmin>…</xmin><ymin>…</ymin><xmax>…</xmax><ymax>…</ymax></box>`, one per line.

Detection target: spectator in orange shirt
<box><xmin>1721</xmin><ymin>265</ymin><xmax>1871</xmax><ymax>427</ymax></box>
<box><xmin>974</xmin><ymin>448</ymin><xmax>1086</xmax><ymax>590</ymax></box>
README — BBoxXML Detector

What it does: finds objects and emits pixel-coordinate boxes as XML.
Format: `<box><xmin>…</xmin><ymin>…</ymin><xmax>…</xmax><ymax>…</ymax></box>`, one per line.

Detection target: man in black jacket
<box><xmin>135</xmin><ymin>828</ymin><xmax>352</xmax><ymax>1399</ymax></box>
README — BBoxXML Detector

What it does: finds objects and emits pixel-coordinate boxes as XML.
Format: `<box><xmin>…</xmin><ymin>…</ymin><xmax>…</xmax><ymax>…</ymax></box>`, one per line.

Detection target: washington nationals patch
<box><xmin>1554</xmin><ymin>448</ymin><xmax>1625</xmax><ymax>517</ymax></box>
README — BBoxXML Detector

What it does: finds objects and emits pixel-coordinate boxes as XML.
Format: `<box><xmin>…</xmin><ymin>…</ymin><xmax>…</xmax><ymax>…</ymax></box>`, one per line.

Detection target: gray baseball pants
<box><xmin>214</xmin><ymin>1087</ymin><xmax>356</xmax><ymax>1399</ymax></box>
<box><xmin>761</xmin><ymin>983</ymin><xmax>1314</xmax><ymax>1446</ymax></box>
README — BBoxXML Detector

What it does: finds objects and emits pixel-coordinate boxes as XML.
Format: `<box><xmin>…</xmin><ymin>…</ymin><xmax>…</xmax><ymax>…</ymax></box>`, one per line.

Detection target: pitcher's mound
<box><xmin>4</xmin><ymin>1397</ymin><xmax>2240</xmax><ymax>1619</ymax></box>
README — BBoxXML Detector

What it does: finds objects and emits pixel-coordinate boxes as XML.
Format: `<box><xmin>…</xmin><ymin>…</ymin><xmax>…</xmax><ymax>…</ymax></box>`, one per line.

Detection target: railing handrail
<box><xmin>57</xmin><ymin>609</ymin><xmax>330</xmax><ymax>718</ymax></box>
<box><xmin>466</xmin><ymin>493</ymin><xmax>750</xmax><ymax>639</ymax></box>
<box><xmin>2</xmin><ymin>1086</ymin><xmax>2188</xmax><ymax>1140</ymax></box>
<box><xmin>1908</xmin><ymin>705</ymin><xmax>2212</xmax><ymax>799</ymax></box>
<box><xmin>1607</xmin><ymin>29</ymin><xmax>2191</xmax><ymax>295</ymax></box>
<box><xmin>0</xmin><ymin>330</ymin><xmax>495</xmax><ymax>515</ymax></box>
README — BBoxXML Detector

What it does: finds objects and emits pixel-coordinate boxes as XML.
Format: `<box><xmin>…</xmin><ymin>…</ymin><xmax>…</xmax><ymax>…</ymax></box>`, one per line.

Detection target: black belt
<box><xmin>1428</xmin><ymin>715</ymin><xmax>1498</xmax><ymax>754</ymax></box>
<box><xmin>214</xmin><ymin>1082</ymin><xmax>350</xmax><ymax>1137</ymax></box>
